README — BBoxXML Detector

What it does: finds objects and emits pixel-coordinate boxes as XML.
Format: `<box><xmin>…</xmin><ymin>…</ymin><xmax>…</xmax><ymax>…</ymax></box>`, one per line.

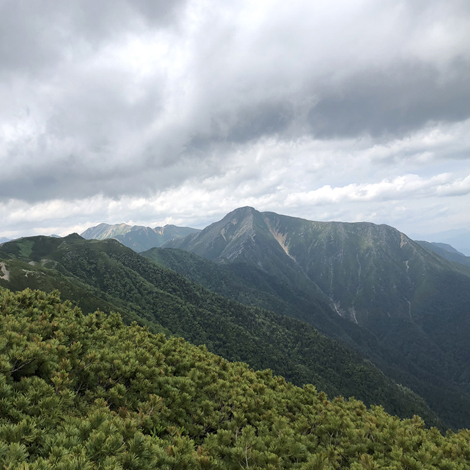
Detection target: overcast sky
<box><xmin>1</xmin><ymin>0</ymin><xmax>470</xmax><ymax>244</ymax></box>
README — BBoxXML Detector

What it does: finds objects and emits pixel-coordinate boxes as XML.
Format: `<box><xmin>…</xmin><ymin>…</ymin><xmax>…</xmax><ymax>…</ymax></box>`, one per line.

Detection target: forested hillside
<box><xmin>0</xmin><ymin>235</ymin><xmax>439</xmax><ymax>427</ymax></box>
<box><xmin>1</xmin><ymin>287</ymin><xmax>470</xmax><ymax>469</ymax></box>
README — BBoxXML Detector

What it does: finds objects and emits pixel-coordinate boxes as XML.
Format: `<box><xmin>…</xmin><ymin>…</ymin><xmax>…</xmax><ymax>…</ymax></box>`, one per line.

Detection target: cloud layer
<box><xmin>1</xmin><ymin>0</ymin><xmax>469</xmax><ymax>239</ymax></box>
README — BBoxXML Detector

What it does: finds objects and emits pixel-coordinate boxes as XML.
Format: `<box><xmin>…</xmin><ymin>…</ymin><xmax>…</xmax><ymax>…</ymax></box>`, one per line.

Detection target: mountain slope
<box><xmin>163</xmin><ymin>207</ymin><xmax>470</xmax><ymax>364</ymax></box>
<box><xmin>0</xmin><ymin>234</ymin><xmax>440</xmax><ymax>426</ymax></box>
<box><xmin>3</xmin><ymin>288</ymin><xmax>469</xmax><ymax>469</ymax></box>
<box><xmin>165</xmin><ymin>207</ymin><xmax>470</xmax><ymax>322</ymax></box>
<box><xmin>81</xmin><ymin>222</ymin><xmax>199</xmax><ymax>252</ymax></box>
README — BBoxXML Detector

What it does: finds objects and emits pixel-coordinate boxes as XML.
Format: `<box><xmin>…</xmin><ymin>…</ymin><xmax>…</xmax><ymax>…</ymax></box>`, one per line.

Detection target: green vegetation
<box><xmin>0</xmin><ymin>235</ymin><xmax>442</xmax><ymax>428</ymax></box>
<box><xmin>17</xmin><ymin>240</ymin><xmax>34</xmax><ymax>259</ymax></box>
<box><xmin>144</xmin><ymin>247</ymin><xmax>470</xmax><ymax>431</ymax></box>
<box><xmin>1</xmin><ymin>287</ymin><xmax>469</xmax><ymax>469</ymax></box>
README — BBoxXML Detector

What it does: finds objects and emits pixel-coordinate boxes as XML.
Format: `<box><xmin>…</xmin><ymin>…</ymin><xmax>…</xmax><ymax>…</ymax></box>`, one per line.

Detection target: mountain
<box><xmin>0</xmin><ymin>237</ymin><xmax>10</xmax><ymax>244</ymax></box>
<box><xmin>163</xmin><ymin>206</ymin><xmax>470</xmax><ymax>327</ymax></box>
<box><xmin>2</xmin><ymin>288</ymin><xmax>469</xmax><ymax>469</ymax></box>
<box><xmin>162</xmin><ymin>206</ymin><xmax>470</xmax><ymax>428</ymax></box>
<box><xmin>81</xmin><ymin>222</ymin><xmax>200</xmax><ymax>252</ymax></box>
<box><xmin>0</xmin><ymin>234</ymin><xmax>440</xmax><ymax>427</ymax></box>
<box><xmin>81</xmin><ymin>222</ymin><xmax>133</xmax><ymax>239</ymax></box>
<box><xmin>416</xmin><ymin>240</ymin><xmax>470</xmax><ymax>267</ymax></box>
<box><xmin>412</xmin><ymin>228</ymin><xmax>470</xmax><ymax>256</ymax></box>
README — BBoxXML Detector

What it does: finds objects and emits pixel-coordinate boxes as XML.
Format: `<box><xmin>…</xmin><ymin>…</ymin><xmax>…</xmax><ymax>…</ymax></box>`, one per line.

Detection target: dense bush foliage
<box><xmin>1</xmin><ymin>287</ymin><xmax>470</xmax><ymax>469</ymax></box>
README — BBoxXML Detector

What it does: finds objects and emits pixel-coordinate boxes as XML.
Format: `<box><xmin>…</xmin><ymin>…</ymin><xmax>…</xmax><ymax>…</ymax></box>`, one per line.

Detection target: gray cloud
<box><xmin>182</xmin><ymin>56</ymin><xmax>470</xmax><ymax>147</ymax></box>
<box><xmin>1</xmin><ymin>0</ymin><xmax>470</xmax><ymax>237</ymax></box>
<box><xmin>306</xmin><ymin>60</ymin><xmax>470</xmax><ymax>138</ymax></box>
<box><xmin>0</xmin><ymin>0</ymin><xmax>188</xmax><ymax>75</ymax></box>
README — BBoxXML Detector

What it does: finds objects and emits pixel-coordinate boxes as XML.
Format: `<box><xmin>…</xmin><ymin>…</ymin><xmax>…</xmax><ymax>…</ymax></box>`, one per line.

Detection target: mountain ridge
<box><xmin>416</xmin><ymin>240</ymin><xmax>470</xmax><ymax>267</ymax></box>
<box><xmin>4</xmin><ymin>208</ymin><xmax>470</xmax><ymax>428</ymax></box>
<box><xmin>81</xmin><ymin>222</ymin><xmax>200</xmax><ymax>252</ymax></box>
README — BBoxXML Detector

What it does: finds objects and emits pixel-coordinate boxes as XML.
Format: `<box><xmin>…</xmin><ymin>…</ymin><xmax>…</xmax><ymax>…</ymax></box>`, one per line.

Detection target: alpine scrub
<box><xmin>1</xmin><ymin>287</ymin><xmax>469</xmax><ymax>469</ymax></box>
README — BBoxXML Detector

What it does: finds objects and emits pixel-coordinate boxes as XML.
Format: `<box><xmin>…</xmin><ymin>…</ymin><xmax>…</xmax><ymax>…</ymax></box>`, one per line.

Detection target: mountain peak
<box><xmin>64</xmin><ymin>233</ymin><xmax>84</xmax><ymax>240</ymax></box>
<box><xmin>222</xmin><ymin>206</ymin><xmax>259</xmax><ymax>220</ymax></box>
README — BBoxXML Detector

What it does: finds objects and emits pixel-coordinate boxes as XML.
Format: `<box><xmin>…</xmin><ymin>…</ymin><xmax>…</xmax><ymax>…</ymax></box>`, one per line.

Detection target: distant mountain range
<box><xmin>0</xmin><ymin>237</ymin><xmax>10</xmax><ymax>244</ymax></box>
<box><xmin>412</xmin><ymin>228</ymin><xmax>470</xmax><ymax>256</ymax></box>
<box><xmin>81</xmin><ymin>222</ymin><xmax>200</xmax><ymax>252</ymax></box>
<box><xmin>79</xmin><ymin>220</ymin><xmax>470</xmax><ymax>266</ymax></box>
<box><xmin>416</xmin><ymin>240</ymin><xmax>470</xmax><ymax>267</ymax></box>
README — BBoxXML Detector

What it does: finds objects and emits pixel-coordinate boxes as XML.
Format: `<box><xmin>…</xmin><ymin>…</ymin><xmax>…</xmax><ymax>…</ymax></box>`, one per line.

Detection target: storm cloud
<box><xmin>1</xmin><ymin>0</ymin><xmax>469</xmax><ymax>242</ymax></box>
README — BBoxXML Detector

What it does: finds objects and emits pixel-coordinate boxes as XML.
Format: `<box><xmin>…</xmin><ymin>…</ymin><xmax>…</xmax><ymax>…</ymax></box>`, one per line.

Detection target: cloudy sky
<box><xmin>1</xmin><ymin>0</ymin><xmax>470</xmax><ymax>246</ymax></box>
